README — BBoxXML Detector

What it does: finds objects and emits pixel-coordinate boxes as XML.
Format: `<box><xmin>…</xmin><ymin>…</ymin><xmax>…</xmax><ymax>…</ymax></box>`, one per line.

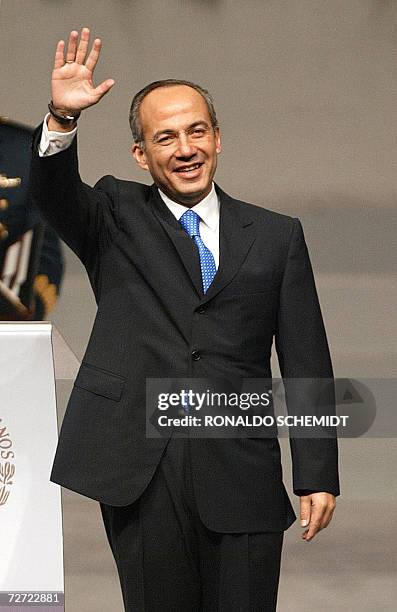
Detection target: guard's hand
<box><xmin>51</xmin><ymin>27</ymin><xmax>115</xmax><ymax>113</ymax></box>
<box><xmin>300</xmin><ymin>492</ymin><xmax>336</xmax><ymax>541</ymax></box>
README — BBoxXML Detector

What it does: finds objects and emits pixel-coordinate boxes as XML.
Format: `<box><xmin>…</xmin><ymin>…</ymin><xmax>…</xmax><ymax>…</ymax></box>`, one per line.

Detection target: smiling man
<box><xmin>29</xmin><ymin>29</ymin><xmax>339</xmax><ymax>612</ymax></box>
<box><xmin>132</xmin><ymin>83</ymin><xmax>221</xmax><ymax>206</ymax></box>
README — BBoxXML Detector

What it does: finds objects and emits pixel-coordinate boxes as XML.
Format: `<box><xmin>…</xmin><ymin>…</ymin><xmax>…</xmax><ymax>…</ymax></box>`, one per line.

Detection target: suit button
<box><xmin>191</xmin><ymin>350</ymin><xmax>201</xmax><ymax>361</ymax></box>
<box><xmin>196</xmin><ymin>306</ymin><xmax>206</xmax><ymax>314</ymax></box>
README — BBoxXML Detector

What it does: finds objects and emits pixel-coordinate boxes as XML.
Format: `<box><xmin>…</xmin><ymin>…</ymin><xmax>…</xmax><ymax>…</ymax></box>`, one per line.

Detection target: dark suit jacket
<box><xmin>29</xmin><ymin>128</ymin><xmax>339</xmax><ymax>533</ymax></box>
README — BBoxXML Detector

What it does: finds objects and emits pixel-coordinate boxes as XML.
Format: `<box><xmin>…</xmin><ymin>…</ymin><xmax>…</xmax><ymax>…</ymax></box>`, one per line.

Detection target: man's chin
<box><xmin>167</xmin><ymin>181</ymin><xmax>212</xmax><ymax>205</ymax></box>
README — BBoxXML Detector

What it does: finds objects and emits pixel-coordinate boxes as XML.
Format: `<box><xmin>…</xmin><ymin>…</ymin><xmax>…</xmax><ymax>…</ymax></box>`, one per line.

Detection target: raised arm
<box><xmin>29</xmin><ymin>28</ymin><xmax>119</xmax><ymax>269</ymax></box>
<box><xmin>48</xmin><ymin>27</ymin><xmax>115</xmax><ymax>131</ymax></box>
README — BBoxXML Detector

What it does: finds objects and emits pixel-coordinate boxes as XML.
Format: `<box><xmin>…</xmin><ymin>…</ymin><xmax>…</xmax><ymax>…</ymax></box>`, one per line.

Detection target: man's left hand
<box><xmin>300</xmin><ymin>492</ymin><xmax>336</xmax><ymax>541</ymax></box>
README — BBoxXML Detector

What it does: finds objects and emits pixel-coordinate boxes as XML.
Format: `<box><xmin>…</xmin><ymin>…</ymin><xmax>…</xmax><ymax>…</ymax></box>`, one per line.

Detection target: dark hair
<box><xmin>129</xmin><ymin>79</ymin><xmax>218</xmax><ymax>147</ymax></box>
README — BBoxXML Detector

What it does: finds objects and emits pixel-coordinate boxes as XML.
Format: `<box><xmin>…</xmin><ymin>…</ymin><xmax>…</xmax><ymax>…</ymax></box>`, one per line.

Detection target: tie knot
<box><xmin>179</xmin><ymin>209</ymin><xmax>200</xmax><ymax>238</ymax></box>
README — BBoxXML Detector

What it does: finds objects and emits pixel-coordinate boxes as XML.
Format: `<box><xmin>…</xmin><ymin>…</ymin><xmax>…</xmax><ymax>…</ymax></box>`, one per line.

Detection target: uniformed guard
<box><xmin>0</xmin><ymin>117</ymin><xmax>64</xmax><ymax>318</ymax></box>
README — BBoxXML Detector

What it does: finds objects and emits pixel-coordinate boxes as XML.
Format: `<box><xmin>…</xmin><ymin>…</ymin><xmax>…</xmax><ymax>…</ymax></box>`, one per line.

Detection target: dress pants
<box><xmin>100</xmin><ymin>435</ymin><xmax>284</xmax><ymax>611</ymax></box>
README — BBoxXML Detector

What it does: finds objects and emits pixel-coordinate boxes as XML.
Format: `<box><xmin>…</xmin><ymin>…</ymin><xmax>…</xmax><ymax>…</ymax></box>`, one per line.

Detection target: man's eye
<box><xmin>157</xmin><ymin>136</ymin><xmax>174</xmax><ymax>145</ymax></box>
<box><xmin>191</xmin><ymin>129</ymin><xmax>205</xmax><ymax>137</ymax></box>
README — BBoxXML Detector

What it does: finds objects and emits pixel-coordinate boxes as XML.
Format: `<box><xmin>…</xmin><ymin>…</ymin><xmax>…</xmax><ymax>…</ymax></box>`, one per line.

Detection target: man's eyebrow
<box><xmin>152</xmin><ymin>121</ymin><xmax>211</xmax><ymax>142</ymax></box>
<box><xmin>187</xmin><ymin>121</ymin><xmax>210</xmax><ymax>129</ymax></box>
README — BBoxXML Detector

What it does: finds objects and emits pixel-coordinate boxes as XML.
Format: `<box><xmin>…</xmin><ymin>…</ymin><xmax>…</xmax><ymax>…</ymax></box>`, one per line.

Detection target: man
<box><xmin>29</xmin><ymin>28</ymin><xmax>339</xmax><ymax>611</ymax></box>
<box><xmin>0</xmin><ymin>117</ymin><xmax>64</xmax><ymax>319</ymax></box>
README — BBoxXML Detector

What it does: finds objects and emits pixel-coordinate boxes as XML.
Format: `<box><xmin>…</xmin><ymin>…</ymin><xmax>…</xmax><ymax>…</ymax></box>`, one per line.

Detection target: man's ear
<box><xmin>214</xmin><ymin>127</ymin><xmax>222</xmax><ymax>155</ymax></box>
<box><xmin>132</xmin><ymin>143</ymin><xmax>149</xmax><ymax>171</ymax></box>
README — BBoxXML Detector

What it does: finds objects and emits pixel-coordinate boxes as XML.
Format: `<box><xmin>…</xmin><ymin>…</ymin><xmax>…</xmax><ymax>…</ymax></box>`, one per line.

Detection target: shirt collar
<box><xmin>158</xmin><ymin>183</ymin><xmax>219</xmax><ymax>231</ymax></box>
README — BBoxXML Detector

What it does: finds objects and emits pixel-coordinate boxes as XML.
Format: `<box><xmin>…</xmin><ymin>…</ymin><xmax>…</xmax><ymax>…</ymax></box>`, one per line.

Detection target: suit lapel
<box><xmin>149</xmin><ymin>183</ymin><xmax>256</xmax><ymax>303</ymax></box>
<box><xmin>149</xmin><ymin>185</ymin><xmax>203</xmax><ymax>297</ymax></box>
<box><xmin>201</xmin><ymin>184</ymin><xmax>256</xmax><ymax>304</ymax></box>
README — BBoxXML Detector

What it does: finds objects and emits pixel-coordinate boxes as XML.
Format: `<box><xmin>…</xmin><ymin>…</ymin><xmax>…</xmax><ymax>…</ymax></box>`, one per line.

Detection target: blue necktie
<box><xmin>179</xmin><ymin>209</ymin><xmax>217</xmax><ymax>294</ymax></box>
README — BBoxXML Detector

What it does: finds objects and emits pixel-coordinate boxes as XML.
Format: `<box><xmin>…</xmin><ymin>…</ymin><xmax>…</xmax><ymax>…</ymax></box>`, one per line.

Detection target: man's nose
<box><xmin>175</xmin><ymin>133</ymin><xmax>197</xmax><ymax>158</ymax></box>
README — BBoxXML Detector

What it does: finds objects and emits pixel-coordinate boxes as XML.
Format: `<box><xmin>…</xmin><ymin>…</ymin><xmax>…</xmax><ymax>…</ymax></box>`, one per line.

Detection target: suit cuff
<box><xmin>39</xmin><ymin>113</ymin><xmax>77</xmax><ymax>157</ymax></box>
<box><xmin>294</xmin><ymin>488</ymin><xmax>340</xmax><ymax>497</ymax></box>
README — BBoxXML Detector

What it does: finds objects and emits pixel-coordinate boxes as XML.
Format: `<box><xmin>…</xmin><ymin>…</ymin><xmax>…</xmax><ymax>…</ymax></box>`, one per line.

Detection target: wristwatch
<box><xmin>48</xmin><ymin>101</ymin><xmax>81</xmax><ymax>126</ymax></box>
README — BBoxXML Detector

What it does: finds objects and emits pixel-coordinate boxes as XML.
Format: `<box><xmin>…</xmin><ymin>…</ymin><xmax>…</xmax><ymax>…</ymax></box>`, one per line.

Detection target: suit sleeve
<box><xmin>33</xmin><ymin>224</ymin><xmax>64</xmax><ymax>319</ymax></box>
<box><xmin>28</xmin><ymin>124</ymin><xmax>120</xmax><ymax>271</ymax></box>
<box><xmin>275</xmin><ymin>218</ymin><xmax>340</xmax><ymax>497</ymax></box>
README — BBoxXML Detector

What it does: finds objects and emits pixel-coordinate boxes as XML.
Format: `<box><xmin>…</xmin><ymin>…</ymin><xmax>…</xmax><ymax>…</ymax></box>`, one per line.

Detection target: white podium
<box><xmin>0</xmin><ymin>323</ymin><xmax>77</xmax><ymax>610</ymax></box>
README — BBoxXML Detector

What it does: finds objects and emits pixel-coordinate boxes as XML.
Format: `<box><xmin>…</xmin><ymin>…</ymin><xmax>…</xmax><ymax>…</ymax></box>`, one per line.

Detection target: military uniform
<box><xmin>0</xmin><ymin>117</ymin><xmax>64</xmax><ymax>318</ymax></box>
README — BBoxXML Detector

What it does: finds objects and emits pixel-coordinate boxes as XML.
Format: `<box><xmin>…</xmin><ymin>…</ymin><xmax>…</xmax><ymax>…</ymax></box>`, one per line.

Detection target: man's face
<box><xmin>132</xmin><ymin>85</ymin><xmax>221</xmax><ymax>206</ymax></box>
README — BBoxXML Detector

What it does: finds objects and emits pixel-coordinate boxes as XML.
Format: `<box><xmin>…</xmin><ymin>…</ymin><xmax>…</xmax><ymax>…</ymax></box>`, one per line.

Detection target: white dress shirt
<box><xmin>157</xmin><ymin>186</ymin><xmax>219</xmax><ymax>268</ymax></box>
<box><xmin>39</xmin><ymin>113</ymin><xmax>78</xmax><ymax>157</ymax></box>
<box><xmin>39</xmin><ymin>115</ymin><xmax>220</xmax><ymax>268</ymax></box>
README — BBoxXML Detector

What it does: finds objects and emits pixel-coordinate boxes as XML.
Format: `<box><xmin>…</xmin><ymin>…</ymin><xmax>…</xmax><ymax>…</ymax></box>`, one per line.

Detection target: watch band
<box><xmin>48</xmin><ymin>101</ymin><xmax>81</xmax><ymax>126</ymax></box>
